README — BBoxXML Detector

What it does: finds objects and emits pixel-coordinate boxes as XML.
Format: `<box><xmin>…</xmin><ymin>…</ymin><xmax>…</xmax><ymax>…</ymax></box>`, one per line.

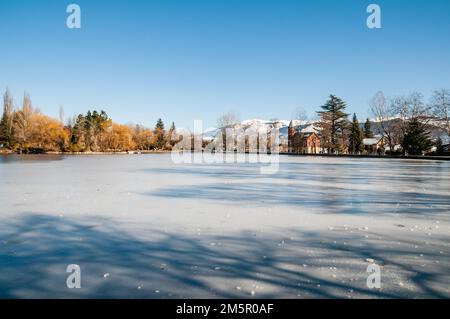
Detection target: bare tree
<box><xmin>370</xmin><ymin>91</ymin><xmax>399</xmax><ymax>153</ymax></box>
<box><xmin>409</xmin><ymin>92</ymin><xmax>430</xmax><ymax>119</ymax></box>
<box><xmin>390</xmin><ymin>92</ymin><xmax>432</xmax><ymax>154</ymax></box>
<box><xmin>59</xmin><ymin>105</ymin><xmax>65</xmax><ymax>126</ymax></box>
<box><xmin>216</xmin><ymin>112</ymin><xmax>240</xmax><ymax>152</ymax></box>
<box><xmin>389</xmin><ymin>96</ymin><xmax>409</xmax><ymax>146</ymax></box>
<box><xmin>3</xmin><ymin>88</ymin><xmax>13</xmax><ymax>118</ymax></box>
<box><xmin>430</xmin><ymin>88</ymin><xmax>450</xmax><ymax>135</ymax></box>
<box><xmin>13</xmin><ymin>92</ymin><xmax>36</xmax><ymax>150</ymax></box>
<box><xmin>22</xmin><ymin>92</ymin><xmax>33</xmax><ymax>116</ymax></box>
<box><xmin>216</xmin><ymin>112</ymin><xmax>240</xmax><ymax>129</ymax></box>
<box><xmin>391</xmin><ymin>92</ymin><xmax>429</xmax><ymax>122</ymax></box>
<box><xmin>291</xmin><ymin>106</ymin><xmax>309</xmax><ymax>124</ymax></box>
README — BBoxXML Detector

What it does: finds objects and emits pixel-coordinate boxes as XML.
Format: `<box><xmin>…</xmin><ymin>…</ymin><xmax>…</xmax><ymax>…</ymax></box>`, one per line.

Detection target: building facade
<box><xmin>288</xmin><ymin>121</ymin><xmax>321</xmax><ymax>154</ymax></box>
<box><xmin>363</xmin><ymin>135</ymin><xmax>386</xmax><ymax>155</ymax></box>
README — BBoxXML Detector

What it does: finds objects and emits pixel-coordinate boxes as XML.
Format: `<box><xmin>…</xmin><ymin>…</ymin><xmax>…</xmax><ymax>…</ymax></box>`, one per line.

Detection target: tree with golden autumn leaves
<box><xmin>0</xmin><ymin>89</ymin><xmax>174</xmax><ymax>154</ymax></box>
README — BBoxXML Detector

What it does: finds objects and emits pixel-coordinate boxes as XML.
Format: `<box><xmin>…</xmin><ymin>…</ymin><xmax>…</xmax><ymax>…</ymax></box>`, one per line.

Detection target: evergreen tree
<box><xmin>435</xmin><ymin>137</ymin><xmax>445</xmax><ymax>155</ymax></box>
<box><xmin>0</xmin><ymin>89</ymin><xmax>13</xmax><ymax>148</ymax></box>
<box><xmin>71</xmin><ymin>110</ymin><xmax>110</xmax><ymax>151</ymax></box>
<box><xmin>364</xmin><ymin>118</ymin><xmax>373</xmax><ymax>138</ymax></box>
<box><xmin>0</xmin><ymin>113</ymin><xmax>9</xmax><ymax>146</ymax></box>
<box><xmin>154</xmin><ymin>118</ymin><xmax>166</xmax><ymax>149</ymax></box>
<box><xmin>155</xmin><ymin>118</ymin><xmax>165</xmax><ymax>131</ymax></box>
<box><xmin>316</xmin><ymin>95</ymin><xmax>349</xmax><ymax>154</ymax></box>
<box><xmin>403</xmin><ymin>118</ymin><xmax>433</xmax><ymax>155</ymax></box>
<box><xmin>349</xmin><ymin>113</ymin><xmax>364</xmax><ymax>154</ymax></box>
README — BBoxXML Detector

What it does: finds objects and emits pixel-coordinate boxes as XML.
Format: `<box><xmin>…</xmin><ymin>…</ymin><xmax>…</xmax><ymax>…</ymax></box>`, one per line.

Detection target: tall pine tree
<box><xmin>155</xmin><ymin>118</ymin><xmax>165</xmax><ymax>131</ymax></box>
<box><xmin>317</xmin><ymin>95</ymin><xmax>349</xmax><ymax>154</ymax></box>
<box><xmin>154</xmin><ymin>118</ymin><xmax>166</xmax><ymax>149</ymax></box>
<box><xmin>364</xmin><ymin>118</ymin><xmax>373</xmax><ymax>138</ymax></box>
<box><xmin>349</xmin><ymin>113</ymin><xmax>364</xmax><ymax>154</ymax></box>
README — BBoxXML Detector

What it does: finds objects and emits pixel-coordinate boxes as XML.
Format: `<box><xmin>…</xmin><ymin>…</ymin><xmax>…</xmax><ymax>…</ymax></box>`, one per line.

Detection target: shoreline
<box><xmin>279</xmin><ymin>152</ymin><xmax>450</xmax><ymax>161</ymax></box>
<box><xmin>0</xmin><ymin>150</ymin><xmax>171</xmax><ymax>155</ymax></box>
<box><xmin>1</xmin><ymin>149</ymin><xmax>450</xmax><ymax>161</ymax></box>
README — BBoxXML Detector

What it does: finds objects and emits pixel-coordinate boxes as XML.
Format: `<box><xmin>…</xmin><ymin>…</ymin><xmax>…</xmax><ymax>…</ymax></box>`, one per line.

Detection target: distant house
<box><xmin>363</xmin><ymin>135</ymin><xmax>386</xmax><ymax>155</ymax></box>
<box><xmin>383</xmin><ymin>144</ymin><xmax>403</xmax><ymax>154</ymax></box>
<box><xmin>288</xmin><ymin>121</ymin><xmax>321</xmax><ymax>154</ymax></box>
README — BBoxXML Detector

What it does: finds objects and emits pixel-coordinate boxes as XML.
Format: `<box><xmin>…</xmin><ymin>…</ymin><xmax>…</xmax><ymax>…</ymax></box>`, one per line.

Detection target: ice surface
<box><xmin>0</xmin><ymin>154</ymin><xmax>449</xmax><ymax>298</ymax></box>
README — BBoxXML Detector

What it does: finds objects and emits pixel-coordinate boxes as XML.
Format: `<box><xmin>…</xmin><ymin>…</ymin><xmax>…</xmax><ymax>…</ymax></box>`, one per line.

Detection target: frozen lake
<box><xmin>0</xmin><ymin>154</ymin><xmax>449</xmax><ymax>298</ymax></box>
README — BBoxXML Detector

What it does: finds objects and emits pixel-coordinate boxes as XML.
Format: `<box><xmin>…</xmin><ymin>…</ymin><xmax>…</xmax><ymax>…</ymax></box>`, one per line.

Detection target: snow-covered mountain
<box><xmin>199</xmin><ymin>119</ymin><xmax>318</xmax><ymax>144</ymax></box>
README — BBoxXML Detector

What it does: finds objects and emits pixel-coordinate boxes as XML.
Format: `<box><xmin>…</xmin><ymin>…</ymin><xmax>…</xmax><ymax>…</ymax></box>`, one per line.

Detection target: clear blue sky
<box><xmin>1</xmin><ymin>0</ymin><xmax>449</xmax><ymax>129</ymax></box>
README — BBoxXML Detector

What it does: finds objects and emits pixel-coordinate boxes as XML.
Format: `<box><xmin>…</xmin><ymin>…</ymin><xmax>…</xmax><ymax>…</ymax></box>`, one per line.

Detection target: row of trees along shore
<box><xmin>0</xmin><ymin>89</ymin><xmax>176</xmax><ymax>153</ymax></box>
<box><xmin>315</xmin><ymin>90</ymin><xmax>449</xmax><ymax>156</ymax></box>
<box><xmin>1</xmin><ymin>88</ymin><xmax>449</xmax><ymax>155</ymax></box>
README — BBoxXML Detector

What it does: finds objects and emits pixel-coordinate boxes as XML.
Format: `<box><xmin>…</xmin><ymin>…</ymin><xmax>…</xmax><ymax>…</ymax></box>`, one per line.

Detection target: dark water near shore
<box><xmin>0</xmin><ymin>154</ymin><xmax>65</xmax><ymax>163</ymax></box>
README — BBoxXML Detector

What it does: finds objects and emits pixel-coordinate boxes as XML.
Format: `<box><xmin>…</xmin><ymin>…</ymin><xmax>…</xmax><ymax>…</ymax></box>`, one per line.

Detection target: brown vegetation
<box><xmin>0</xmin><ymin>89</ymin><xmax>176</xmax><ymax>154</ymax></box>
